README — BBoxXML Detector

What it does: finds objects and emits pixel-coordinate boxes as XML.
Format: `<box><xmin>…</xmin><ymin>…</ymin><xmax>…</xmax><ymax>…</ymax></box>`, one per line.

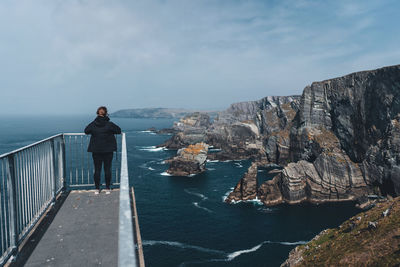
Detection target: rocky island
<box><xmin>159</xmin><ymin>64</ymin><xmax>400</xmax><ymax>208</ymax></box>
<box><xmin>165</xmin><ymin>142</ymin><xmax>209</xmax><ymax>176</ymax></box>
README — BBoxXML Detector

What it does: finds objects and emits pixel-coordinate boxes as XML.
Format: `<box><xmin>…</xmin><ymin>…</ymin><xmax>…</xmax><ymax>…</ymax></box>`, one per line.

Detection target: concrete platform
<box><xmin>22</xmin><ymin>190</ymin><xmax>119</xmax><ymax>267</ymax></box>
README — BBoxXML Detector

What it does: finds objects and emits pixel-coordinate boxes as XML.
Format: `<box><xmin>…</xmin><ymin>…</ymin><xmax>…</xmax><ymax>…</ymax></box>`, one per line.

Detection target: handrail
<box><xmin>0</xmin><ymin>134</ymin><xmax>65</xmax><ymax>266</ymax></box>
<box><xmin>0</xmin><ymin>132</ymin><xmax>143</xmax><ymax>267</ymax></box>
<box><xmin>0</xmin><ymin>133</ymin><xmax>63</xmax><ymax>159</ymax></box>
<box><xmin>118</xmin><ymin>132</ymin><xmax>138</xmax><ymax>267</ymax></box>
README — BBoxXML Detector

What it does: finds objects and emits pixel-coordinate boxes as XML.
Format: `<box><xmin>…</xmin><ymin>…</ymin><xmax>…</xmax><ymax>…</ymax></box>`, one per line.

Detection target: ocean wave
<box><xmin>160</xmin><ymin>172</ymin><xmax>172</xmax><ymax>176</ymax></box>
<box><xmin>193</xmin><ymin>202</ymin><xmax>213</xmax><ymax>213</ymax></box>
<box><xmin>140</xmin><ymin>130</ymin><xmax>154</xmax><ymax>133</ymax></box>
<box><xmin>227</xmin><ymin>196</ymin><xmax>264</xmax><ymax>206</ymax></box>
<box><xmin>234</xmin><ymin>162</ymin><xmax>243</xmax><ymax>168</ymax></box>
<box><xmin>178</xmin><ymin>239</ymin><xmax>309</xmax><ymax>265</ymax></box>
<box><xmin>184</xmin><ymin>189</ymin><xmax>208</xmax><ymax>200</ymax></box>
<box><xmin>142</xmin><ymin>240</ymin><xmax>224</xmax><ymax>255</ymax></box>
<box><xmin>227</xmin><ymin>242</ymin><xmax>263</xmax><ymax>261</ymax></box>
<box><xmin>148</xmin><ymin>167</ymin><xmax>155</xmax><ymax>171</ymax></box>
<box><xmin>206</xmin><ymin>160</ymin><xmax>219</xmax><ymax>163</ymax></box>
<box><xmin>207</xmin><ymin>168</ymin><xmax>216</xmax><ymax>171</ymax></box>
<box><xmin>139</xmin><ymin>146</ymin><xmax>165</xmax><ymax>152</ymax></box>
<box><xmin>222</xmin><ymin>188</ymin><xmax>234</xmax><ymax>202</ymax></box>
<box><xmin>257</xmin><ymin>207</ymin><xmax>276</xmax><ymax>213</ymax></box>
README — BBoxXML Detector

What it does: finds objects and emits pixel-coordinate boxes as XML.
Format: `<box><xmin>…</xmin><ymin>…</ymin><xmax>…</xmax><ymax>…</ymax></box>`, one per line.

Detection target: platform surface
<box><xmin>24</xmin><ymin>190</ymin><xmax>119</xmax><ymax>267</ymax></box>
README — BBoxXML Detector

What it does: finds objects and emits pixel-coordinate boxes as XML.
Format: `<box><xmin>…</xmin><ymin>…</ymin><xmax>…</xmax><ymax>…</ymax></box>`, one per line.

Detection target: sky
<box><xmin>0</xmin><ymin>0</ymin><xmax>400</xmax><ymax>115</ymax></box>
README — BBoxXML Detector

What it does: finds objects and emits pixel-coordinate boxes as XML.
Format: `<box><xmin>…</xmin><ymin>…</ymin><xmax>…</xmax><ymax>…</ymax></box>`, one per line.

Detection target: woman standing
<box><xmin>84</xmin><ymin>106</ymin><xmax>121</xmax><ymax>194</ymax></box>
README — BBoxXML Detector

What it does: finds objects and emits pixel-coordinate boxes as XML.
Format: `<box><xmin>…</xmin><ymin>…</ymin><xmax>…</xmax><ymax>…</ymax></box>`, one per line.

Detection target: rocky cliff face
<box><xmin>161</xmin><ymin>65</ymin><xmax>400</xmax><ymax>205</ymax></box>
<box><xmin>277</xmin><ymin>65</ymin><xmax>400</xmax><ymax>204</ymax></box>
<box><xmin>160</xmin><ymin>95</ymin><xmax>300</xmax><ymax>161</ymax></box>
<box><xmin>230</xmin><ymin>65</ymin><xmax>400</xmax><ymax>206</ymax></box>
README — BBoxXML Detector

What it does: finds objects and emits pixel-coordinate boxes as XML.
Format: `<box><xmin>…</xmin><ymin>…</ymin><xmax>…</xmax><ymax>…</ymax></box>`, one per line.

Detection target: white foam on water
<box><xmin>226</xmin><ymin>242</ymin><xmax>264</xmax><ymax>261</ymax></box>
<box><xmin>192</xmin><ymin>202</ymin><xmax>214</xmax><ymax>213</ymax></box>
<box><xmin>234</xmin><ymin>162</ymin><xmax>243</xmax><ymax>168</ymax></box>
<box><xmin>139</xmin><ymin>146</ymin><xmax>165</xmax><ymax>152</ymax></box>
<box><xmin>223</xmin><ymin>194</ymin><xmax>264</xmax><ymax>206</ymax></box>
<box><xmin>148</xmin><ymin>167</ymin><xmax>155</xmax><ymax>171</ymax></box>
<box><xmin>206</xmin><ymin>160</ymin><xmax>219</xmax><ymax>163</ymax></box>
<box><xmin>222</xmin><ymin>188</ymin><xmax>234</xmax><ymax>201</ymax></box>
<box><xmin>149</xmin><ymin>239</ymin><xmax>309</xmax><ymax>266</ymax></box>
<box><xmin>257</xmin><ymin>207</ymin><xmax>276</xmax><ymax>213</ymax></box>
<box><xmin>207</xmin><ymin>168</ymin><xmax>216</xmax><ymax>171</ymax></box>
<box><xmin>142</xmin><ymin>240</ymin><xmax>224</xmax><ymax>255</ymax></box>
<box><xmin>184</xmin><ymin>189</ymin><xmax>208</xmax><ymax>200</ymax></box>
<box><xmin>225</xmin><ymin>240</ymin><xmax>308</xmax><ymax>261</ymax></box>
<box><xmin>140</xmin><ymin>130</ymin><xmax>153</xmax><ymax>133</ymax></box>
<box><xmin>160</xmin><ymin>172</ymin><xmax>172</xmax><ymax>176</ymax></box>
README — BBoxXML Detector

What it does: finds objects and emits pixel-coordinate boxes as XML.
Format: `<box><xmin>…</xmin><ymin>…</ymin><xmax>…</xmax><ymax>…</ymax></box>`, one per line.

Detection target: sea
<box><xmin>0</xmin><ymin>115</ymin><xmax>361</xmax><ymax>267</ymax></box>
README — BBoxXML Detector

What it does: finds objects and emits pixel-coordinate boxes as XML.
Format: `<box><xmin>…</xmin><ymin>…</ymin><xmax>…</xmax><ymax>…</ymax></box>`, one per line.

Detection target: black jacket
<box><xmin>84</xmin><ymin>115</ymin><xmax>122</xmax><ymax>152</ymax></box>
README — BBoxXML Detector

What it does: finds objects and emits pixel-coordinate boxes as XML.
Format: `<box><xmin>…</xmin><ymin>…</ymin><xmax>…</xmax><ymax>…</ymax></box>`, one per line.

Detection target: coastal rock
<box><xmin>225</xmin><ymin>162</ymin><xmax>258</xmax><ymax>203</ymax></box>
<box><xmin>158</xmin><ymin>112</ymin><xmax>210</xmax><ymax>149</ymax></box>
<box><xmin>281</xmin><ymin>196</ymin><xmax>400</xmax><ymax>266</ymax></box>
<box><xmin>162</xmin><ymin>64</ymin><xmax>400</xmax><ymax>206</ymax></box>
<box><xmin>258</xmin><ymin>65</ymin><xmax>400</xmax><ymax>206</ymax></box>
<box><xmin>258</xmin><ymin>175</ymin><xmax>283</xmax><ymax>206</ymax></box>
<box><xmin>166</xmin><ymin>143</ymin><xmax>209</xmax><ymax>176</ymax></box>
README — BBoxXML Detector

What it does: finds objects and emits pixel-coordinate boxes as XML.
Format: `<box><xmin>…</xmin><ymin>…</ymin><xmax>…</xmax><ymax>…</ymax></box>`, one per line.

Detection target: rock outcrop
<box><xmin>264</xmin><ymin>65</ymin><xmax>400</xmax><ymax>205</ymax></box>
<box><xmin>165</xmin><ymin>143</ymin><xmax>209</xmax><ymax>176</ymax></box>
<box><xmin>161</xmin><ymin>64</ymin><xmax>400</xmax><ymax>205</ymax></box>
<box><xmin>225</xmin><ymin>162</ymin><xmax>258</xmax><ymax>203</ymax></box>
<box><xmin>281</xmin><ymin>196</ymin><xmax>400</xmax><ymax>266</ymax></box>
<box><xmin>160</xmin><ymin>96</ymin><xmax>300</xmax><ymax>162</ymax></box>
<box><xmin>228</xmin><ymin>65</ymin><xmax>400</xmax><ymax>205</ymax></box>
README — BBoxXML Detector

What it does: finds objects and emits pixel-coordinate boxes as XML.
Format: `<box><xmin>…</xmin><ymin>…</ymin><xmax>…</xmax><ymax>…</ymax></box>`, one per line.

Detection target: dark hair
<box><xmin>96</xmin><ymin>106</ymin><xmax>108</xmax><ymax>115</ymax></box>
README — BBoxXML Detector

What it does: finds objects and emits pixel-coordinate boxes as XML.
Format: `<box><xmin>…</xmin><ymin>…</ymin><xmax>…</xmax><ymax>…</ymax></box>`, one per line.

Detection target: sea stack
<box><xmin>166</xmin><ymin>142</ymin><xmax>209</xmax><ymax>176</ymax></box>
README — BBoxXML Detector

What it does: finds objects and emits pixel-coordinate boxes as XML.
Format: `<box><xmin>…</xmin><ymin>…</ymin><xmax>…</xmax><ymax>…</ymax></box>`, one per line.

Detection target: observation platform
<box><xmin>0</xmin><ymin>133</ymin><xmax>144</xmax><ymax>267</ymax></box>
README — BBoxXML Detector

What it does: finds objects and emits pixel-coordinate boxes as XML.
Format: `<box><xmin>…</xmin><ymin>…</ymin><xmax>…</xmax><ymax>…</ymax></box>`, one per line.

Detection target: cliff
<box><xmin>281</xmin><ymin>196</ymin><xmax>400</xmax><ymax>266</ymax></box>
<box><xmin>270</xmin><ymin>64</ymin><xmax>400</xmax><ymax>205</ymax></box>
<box><xmin>160</xmin><ymin>64</ymin><xmax>400</xmax><ymax>206</ymax></box>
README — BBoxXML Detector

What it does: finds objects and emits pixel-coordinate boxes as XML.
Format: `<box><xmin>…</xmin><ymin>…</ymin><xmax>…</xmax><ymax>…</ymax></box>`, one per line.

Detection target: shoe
<box><xmin>104</xmin><ymin>188</ymin><xmax>111</xmax><ymax>195</ymax></box>
<box><xmin>94</xmin><ymin>188</ymin><xmax>101</xmax><ymax>195</ymax></box>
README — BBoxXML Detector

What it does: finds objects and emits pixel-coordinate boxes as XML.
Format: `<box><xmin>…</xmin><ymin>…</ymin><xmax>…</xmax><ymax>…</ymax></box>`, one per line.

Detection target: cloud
<box><xmin>0</xmin><ymin>0</ymin><xmax>399</xmax><ymax>114</ymax></box>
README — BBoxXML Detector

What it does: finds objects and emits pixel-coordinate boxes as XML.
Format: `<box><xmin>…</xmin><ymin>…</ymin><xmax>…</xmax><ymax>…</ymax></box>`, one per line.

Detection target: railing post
<box><xmin>61</xmin><ymin>135</ymin><xmax>67</xmax><ymax>190</ymax></box>
<box><xmin>50</xmin><ymin>139</ymin><xmax>57</xmax><ymax>202</ymax></box>
<box><xmin>7</xmin><ymin>154</ymin><xmax>19</xmax><ymax>259</ymax></box>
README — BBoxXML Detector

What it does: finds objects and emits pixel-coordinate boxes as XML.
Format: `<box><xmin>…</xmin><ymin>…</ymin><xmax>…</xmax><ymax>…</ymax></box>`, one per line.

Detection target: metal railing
<box><xmin>0</xmin><ymin>132</ymin><xmax>142</xmax><ymax>266</ymax></box>
<box><xmin>0</xmin><ymin>134</ymin><xmax>65</xmax><ymax>265</ymax></box>
<box><xmin>63</xmin><ymin>133</ymin><xmax>120</xmax><ymax>188</ymax></box>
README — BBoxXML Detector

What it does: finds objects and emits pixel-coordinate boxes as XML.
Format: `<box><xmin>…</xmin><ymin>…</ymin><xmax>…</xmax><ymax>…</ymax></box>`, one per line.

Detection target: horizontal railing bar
<box><xmin>0</xmin><ymin>133</ymin><xmax>63</xmax><ymax>159</ymax></box>
<box><xmin>63</xmin><ymin>133</ymin><xmax>86</xmax><ymax>136</ymax></box>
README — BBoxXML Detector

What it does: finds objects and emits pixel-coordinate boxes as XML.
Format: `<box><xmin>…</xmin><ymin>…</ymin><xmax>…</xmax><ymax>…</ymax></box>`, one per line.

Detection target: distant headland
<box><xmin>110</xmin><ymin>108</ymin><xmax>219</xmax><ymax>119</ymax></box>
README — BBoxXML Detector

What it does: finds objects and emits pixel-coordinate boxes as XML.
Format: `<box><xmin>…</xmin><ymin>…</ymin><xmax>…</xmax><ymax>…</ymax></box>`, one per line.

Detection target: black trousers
<box><xmin>92</xmin><ymin>152</ymin><xmax>113</xmax><ymax>189</ymax></box>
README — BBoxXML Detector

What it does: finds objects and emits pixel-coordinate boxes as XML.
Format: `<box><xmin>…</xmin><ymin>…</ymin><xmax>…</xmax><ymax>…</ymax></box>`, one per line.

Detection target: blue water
<box><xmin>0</xmin><ymin>115</ymin><xmax>361</xmax><ymax>266</ymax></box>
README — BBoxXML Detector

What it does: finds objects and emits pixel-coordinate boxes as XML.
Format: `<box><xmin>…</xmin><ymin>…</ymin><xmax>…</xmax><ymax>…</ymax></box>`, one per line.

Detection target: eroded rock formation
<box><xmin>165</xmin><ymin>142</ymin><xmax>209</xmax><ymax>176</ymax></box>
<box><xmin>161</xmin><ymin>65</ymin><xmax>400</xmax><ymax>206</ymax></box>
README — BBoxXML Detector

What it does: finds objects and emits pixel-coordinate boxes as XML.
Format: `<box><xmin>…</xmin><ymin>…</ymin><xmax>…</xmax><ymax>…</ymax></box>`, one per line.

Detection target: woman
<box><xmin>84</xmin><ymin>106</ymin><xmax>121</xmax><ymax>194</ymax></box>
